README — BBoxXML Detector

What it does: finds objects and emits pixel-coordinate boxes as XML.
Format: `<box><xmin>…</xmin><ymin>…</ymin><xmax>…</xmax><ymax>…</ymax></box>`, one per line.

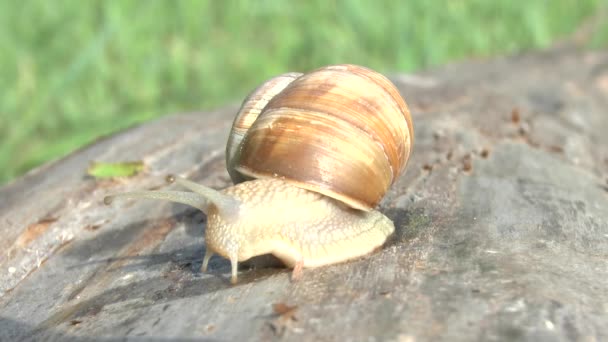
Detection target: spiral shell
<box><xmin>226</xmin><ymin>64</ymin><xmax>413</xmax><ymax>211</ymax></box>
<box><xmin>226</xmin><ymin>72</ymin><xmax>303</xmax><ymax>183</ymax></box>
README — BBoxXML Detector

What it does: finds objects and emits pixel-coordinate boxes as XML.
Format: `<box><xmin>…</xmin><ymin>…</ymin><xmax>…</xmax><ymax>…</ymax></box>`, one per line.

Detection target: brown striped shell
<box><xmin>225</xmin><ymin>64</ymin><xmax>413</xmax><ymax>211</ymax></box>
<box><xmin>226</xmin><ymin>72</ymin><xmax>303</xmax><ymax>183</ymax></box>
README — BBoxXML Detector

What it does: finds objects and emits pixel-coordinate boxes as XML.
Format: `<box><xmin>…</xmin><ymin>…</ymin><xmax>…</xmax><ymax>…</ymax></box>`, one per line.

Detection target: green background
<box><xmin>1</xmin><ymin>0</ymin><xmax>607</xmax><ymax>185</ymax></box>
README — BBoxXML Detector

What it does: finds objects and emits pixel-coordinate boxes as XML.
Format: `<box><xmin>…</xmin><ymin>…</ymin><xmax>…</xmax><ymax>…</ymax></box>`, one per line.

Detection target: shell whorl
<box><xmin>226</xmin><ymin>72</ymin><xmax>303</xmax><ymax>183</ymax></box>
<box><xmin>226</xmin><ymin>64</ymin><xmax>413</xmax><ymax>211</ymax></box>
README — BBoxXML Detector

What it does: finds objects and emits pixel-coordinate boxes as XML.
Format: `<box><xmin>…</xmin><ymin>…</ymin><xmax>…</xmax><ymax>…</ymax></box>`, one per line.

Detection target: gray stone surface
<box><xmin>1</xmin><ymin>48</ymin><xmax>607</xmax><ymax>341</ymax></box>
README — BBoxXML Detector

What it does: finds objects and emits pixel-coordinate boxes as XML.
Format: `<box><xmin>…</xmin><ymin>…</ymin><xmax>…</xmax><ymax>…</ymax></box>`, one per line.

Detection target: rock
<box><xmin>1</xmin><ymin>49</ymin><xmax>607</xmax><ymax>341</ymax></box>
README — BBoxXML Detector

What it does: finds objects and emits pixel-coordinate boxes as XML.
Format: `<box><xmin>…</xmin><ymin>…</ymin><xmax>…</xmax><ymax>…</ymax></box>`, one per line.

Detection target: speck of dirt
<box><xmin>480</xmin><ymin>149</ymin><xmax>490</xmax><ymax>159</ymax></box>
<box><xmin>511</xmin><ymin>108</ymin><xmax>520</xmax><ymax>123</ymax></box>
<box><xmin>548</xmin><ymin>145</ymin><xmax>564</xmax><ymax>154</ymax></box>
<box><xmin>268</xmin><ymin>302</ymin><xmax>299</xmax><ymax>336</ymax></box>
<box><xmin>422</xmin><ymin>164</ymin><xmax>433</xmax><ymax>171</ymax></box>
<box><xmin>518</xmin><ymin>126</ymin><xmax>527</xmax><ymax>136</ymax></box>
<box><xmin>272</xmin><ymin>303</ymin><xmax>298</xmax><ymax>318</ymax></box>
<box><xmin>69</xmin><ymin>320</ymin><xmax>82</xmax><ymax>326</ymax></box>
<box><xmin>462</xmin><ymin>155</ymin><xmax>473</xmax><ymax>172</ymax></box>
<box><xmin>463</xmin><ymin>161</ymin><xmax>472</xmax><ymax>172</ymax></box>
<box><xmin>379</xmin><ymin>290</ymin><xmax>392</xmax><ymax>298</ymax></box>
<box><xmin>84</xmin><ymin>224</ymin><xmax>101</xmax><ymax>231</ymax></box>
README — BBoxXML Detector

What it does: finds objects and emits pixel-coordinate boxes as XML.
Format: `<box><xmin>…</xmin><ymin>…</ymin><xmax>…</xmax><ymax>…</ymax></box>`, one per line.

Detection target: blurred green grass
<box><xmin>0</xmin><ymin>0</ymin><xmax>606</xmax><ymax>185</ymax></box>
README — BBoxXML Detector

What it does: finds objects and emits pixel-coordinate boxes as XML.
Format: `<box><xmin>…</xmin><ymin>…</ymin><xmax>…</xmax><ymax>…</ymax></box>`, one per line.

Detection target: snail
<box><xmin>104</xmin><ymin>64</ymin><xmax>414</xmax><ymax>284</ymax></box>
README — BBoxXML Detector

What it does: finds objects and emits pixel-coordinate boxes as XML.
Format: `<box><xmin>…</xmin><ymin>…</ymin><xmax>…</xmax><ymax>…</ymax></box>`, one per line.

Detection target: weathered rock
<box><xmin>1</xmin><ymin>48</ymin><xmax>607</xmax><ymax>341</ymax></box>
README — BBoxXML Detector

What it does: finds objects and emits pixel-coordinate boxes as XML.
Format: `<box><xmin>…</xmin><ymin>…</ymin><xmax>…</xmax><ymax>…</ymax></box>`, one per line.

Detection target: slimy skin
<box><xmin>205</xmin><ymin>179</ymin><xmax>395</xmax><ymax>282</ymax></box>
<box><xmin>105</xmin><ymin>177</ymin><xmax>395</xmax><ymax>284</ymax></box>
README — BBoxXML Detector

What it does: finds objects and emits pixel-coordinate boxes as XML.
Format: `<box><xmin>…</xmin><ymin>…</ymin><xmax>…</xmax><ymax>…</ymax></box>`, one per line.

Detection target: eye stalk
<box><xmin>104</xmin><ymin>175</ymin><xmax>241</xmax><ymax>217</ymax></box>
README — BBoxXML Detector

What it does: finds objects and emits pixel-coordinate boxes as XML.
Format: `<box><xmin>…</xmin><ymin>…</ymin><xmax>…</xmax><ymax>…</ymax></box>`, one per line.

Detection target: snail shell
<box><xmin>227</xmin><ymin>64</ymin><xmax>414</xmax><ymax>210</ymax></box>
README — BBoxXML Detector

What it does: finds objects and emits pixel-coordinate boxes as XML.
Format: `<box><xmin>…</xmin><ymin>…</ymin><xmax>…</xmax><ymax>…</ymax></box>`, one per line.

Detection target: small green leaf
<box><xmin>87</xmin><ymin>161</ymin><xmax>145</xmax><ymax>178</ymax></box>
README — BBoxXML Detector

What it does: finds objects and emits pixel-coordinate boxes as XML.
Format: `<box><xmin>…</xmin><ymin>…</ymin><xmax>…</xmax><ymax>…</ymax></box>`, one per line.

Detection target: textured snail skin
<box><xmin>205</xmin><ymin>178</ymin><xmax>394</xmax><ymax>283</ymax></box>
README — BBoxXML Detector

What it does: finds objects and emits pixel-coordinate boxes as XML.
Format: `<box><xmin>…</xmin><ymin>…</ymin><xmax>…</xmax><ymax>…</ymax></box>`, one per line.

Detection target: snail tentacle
<box><xmin>230</xmin><ymin>251</ymin><xmax>239</xmax><ymax>284</ymax></box>
<box><xmin>105</xmin><ymin>179</ymin><xmax>241</xmax><ymax>218</ymax></box>
<box><xmin>170</xmin><ymin>176</ymin><xmax>241</xmax><ymax>218</ymax></box>
<box><xmin>104</xmin><ymin>191</ymin><xmax>209</xmax><ymax>212</ymax></box>
<box><xmin>202</xmin><ymin>248</ymin><xmax>214</xmax><ymax>273</ymax></box>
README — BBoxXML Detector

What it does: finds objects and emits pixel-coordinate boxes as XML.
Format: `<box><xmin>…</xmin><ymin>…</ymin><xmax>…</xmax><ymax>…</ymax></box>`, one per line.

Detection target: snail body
<box><xmin>204</xmin><ymin>178</ymin><xmax>394</xmax><ymax>282</ymax></box>
<box><xmin>105</xmin><ymin>65</ymin><xmax>413</xmax><ymax>284</ymax></box>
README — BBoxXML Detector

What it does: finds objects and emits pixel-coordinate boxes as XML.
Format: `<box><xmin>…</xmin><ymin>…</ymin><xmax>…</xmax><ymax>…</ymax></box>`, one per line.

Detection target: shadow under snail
<box><xmin>104</xmin><ymin>64</ymin><xmax>414</xmax><ymax>284</ymax></box>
